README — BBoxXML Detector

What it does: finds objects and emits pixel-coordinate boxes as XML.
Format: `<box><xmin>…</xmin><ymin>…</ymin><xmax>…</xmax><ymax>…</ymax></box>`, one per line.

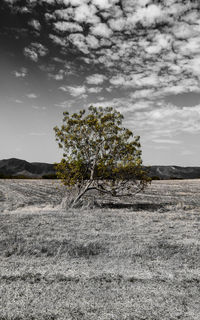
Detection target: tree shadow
<box><xmin>100</xmin><ymin>202</ymin><xmax>171</xmax><ymax>211</ymax></box>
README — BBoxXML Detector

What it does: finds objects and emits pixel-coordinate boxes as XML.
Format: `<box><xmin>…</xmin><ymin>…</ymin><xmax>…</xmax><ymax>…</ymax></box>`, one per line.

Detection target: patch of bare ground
<box><xmin>0</xmin><ymin>179</ymin><xmax>200</xmax><ymax>319</ymax></box>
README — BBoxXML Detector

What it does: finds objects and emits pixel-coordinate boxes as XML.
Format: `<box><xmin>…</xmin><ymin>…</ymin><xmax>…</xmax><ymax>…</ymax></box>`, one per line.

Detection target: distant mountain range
<box><xmin>0</xmin><ymin>158</ymin><xmax>56</xmax><ymax>178</ymax></box>
<box><xmin>148</xmin><ymin>165</ymin><xmax>200</xmax><ymax>180</ymax></box>
<box><xmin>0</xmin><ymin>158</ymin><xmax>200</xmax><ymax>180</ymax></box>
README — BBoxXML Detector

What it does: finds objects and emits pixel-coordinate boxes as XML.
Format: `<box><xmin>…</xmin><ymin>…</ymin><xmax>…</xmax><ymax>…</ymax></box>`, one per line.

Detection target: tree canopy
<box><xmin>54</xmin><ymin>106</ymin><xmax>150</xmax><ymax>207</ymax></box>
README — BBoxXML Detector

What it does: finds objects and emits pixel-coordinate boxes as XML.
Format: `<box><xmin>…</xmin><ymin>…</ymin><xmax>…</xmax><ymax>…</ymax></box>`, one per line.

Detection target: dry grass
<box><xmin>0</xmin><ymin>179</ymin><xmax>200</xmax><ymax>319</ymax></box>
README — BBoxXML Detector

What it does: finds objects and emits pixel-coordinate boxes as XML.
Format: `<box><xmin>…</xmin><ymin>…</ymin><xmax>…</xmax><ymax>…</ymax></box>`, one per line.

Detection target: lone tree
<box><xmin>54</xmin><ymin>106</ymin><xmax>150</xmax><ymax>208</ymax></box>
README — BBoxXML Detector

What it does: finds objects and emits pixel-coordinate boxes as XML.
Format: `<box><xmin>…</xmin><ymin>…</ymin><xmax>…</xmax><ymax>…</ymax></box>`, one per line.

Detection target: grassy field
<box><xmin>0</xmin><ymin>179</ymin><xmax>200</xmax><ymax>319</ymax></box>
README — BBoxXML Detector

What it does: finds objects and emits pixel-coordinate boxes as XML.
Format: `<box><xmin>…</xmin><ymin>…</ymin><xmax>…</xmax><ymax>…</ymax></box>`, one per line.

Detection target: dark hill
<box><xmin>147</xmin><ymin>165</ymin><xmax>200</xmax><ymax>180</ymax></box>
<box><xmin>0</xmin><ymin>158</ymin><xmax>56</xmax><ymax>178</ymax></box>
<box><xmin>0</xmin><ymin>158</ymin><xmax>200</xmax><ymax>179</ymax></box>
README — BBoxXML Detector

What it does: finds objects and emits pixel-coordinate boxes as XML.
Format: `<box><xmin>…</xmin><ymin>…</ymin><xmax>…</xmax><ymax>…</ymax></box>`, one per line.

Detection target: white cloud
<box><xmin>54</xmin><ymin>21</ymin><xmax>83</xmax><ymax>33</ymax></box>
<box><xmin>92</xmin><ymin>0</ymin><xmax>111</xmax><ymax>10</ymax></box>
<box><xmin>54</xmin><ymin>7</ymin><xmax>74</xmax><ymax>20</ymax></box>
<box><xmin>59</xmin><ymin>83</ymin><xmax>103</xmax><ymax>96</ymax></box>
<box><xmin>130</xmin><ymin>89</ymin><xmax>157</xmax><ymax>100</ymax></box>
<box><xmin>109</xmin><ymin>73</ymin><xmax>160</xmax><ymax>89</ymax></box>
<box><xmin>69</xmin><ymin>0</ymin><xmax>85</xmax><ymax>6</ymax></box>
<box><xmin>24</xmin><ymin>47</ymin><xmax>38</xmax><ymax>62</ymax></box>
<box><xmin>28</xmin><ymin>19</ymin><xmax>41</xmax><ymax>31</ymax></box>
<box><xmin>92</xmin><ymin>0</ymin><xmax>119</xmax><ymax>10</ymax></box>
<box><xmin>48</xmin><ymin>69</ymin><xmax>66</xmax><ymax>80</ymax></box>
<box><xmin>59</xmin><ymin>85</ymin><xmax>86</xmax><ymax>97</ymax></box>
<box><xmin>152</xmin><ymin>138</ymin><xmax>181</xmax><ymax>145</ymax></box>
<box><xmin>87</xmin><ymin>87</ymin><xmax>102</xmax><ymax>93</ymax></box>
<box><xmin>127</xmin><ymin>4</ymin><xmax>165</xmax><ymax>27</ymax></box>
<box><xmin>133</xmin><ymin>74</ymin><xmax>160</xmax><ymax>88</ymax></box>
<box><xmin>74</xmin><ymin>4</ymin><xmax>99</xmax><ymax>24</ymax></box>
<box><xmin>86</xmin><ymin>74</ymin><xmax>106</xmax><ymax>85</ymax></box>
<box><xmin>90</xmin><ymin>96</ymin><xmax>200</xmax><ymax>146</ymax></box>
<box><xmin>45</xmin><ymin>13</ymin><xmax>54</xmax><ymax>21</ymax></box>
<box><xmin>4</xmin><ymin>0</ymin><xmax>18</xmax><ymax>3</ymax></box>
<box><xmin>131</xmin><ymin>102</ymin><xmax>200</xmax><ymax>140</ymax></box>
<box><xmin>41</xmin><ymin>0</ymin><xmax>55</xmax><ymax>4</ymax></box>
<box><xmin>24</xmin><ymin>43</ymin><xmax>48</xmax><ymax>62</ymax></box>
<box><xmin>26</xmin><ymin>93</ymin><xmax>38</xmax><ymax>98</ymax></box>
<box><xmin>90</xmin><ymin>23</ymin><xmax>113</xmax><ymax>38</ymax></box>
<box><xmin>68</xmin><ymin>33</ymin><xmax>89</xmax><ymax>54</ymax></box>
<box><xmin>86</xmin><ymin>35</ymin><xmax>99</xmax><ymax>49</ymax></box>
<box><xmin>145</xmin><ymin>33</ymin><xmax>172</xmax><ymax>54</ymax></box>
<box><xmin>173</xmin><ymin>22</ymin><xmax>199</xmax><ymax>40</ymax></box>
<box><xmin>49</xmin><ymin>34</ymin><xmax>66</xmax><ymax>46</ymax></box>
<box><xmin>13</xmin><ymin>67</ymin><xmax>28</xmax><ymax>78</ymax></box>
<box><xmin>109</xmin><ymin>75</ymin><xmax>127</xmax><ymax>86</ymax></box>
<box><xmin>109</xmin><ymin>17</ymin><xmax>125</xmax><ymax>31</ymax></box>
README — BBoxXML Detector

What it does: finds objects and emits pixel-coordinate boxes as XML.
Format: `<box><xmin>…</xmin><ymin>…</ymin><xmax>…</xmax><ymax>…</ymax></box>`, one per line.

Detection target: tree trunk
<box><xmin>70</xmin><ymin>182</ymin><xmax>92</xmax><ymax>208</ymax></box>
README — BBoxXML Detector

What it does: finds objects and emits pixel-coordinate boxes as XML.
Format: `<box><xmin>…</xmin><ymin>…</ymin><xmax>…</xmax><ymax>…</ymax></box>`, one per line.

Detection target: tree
<box><xmin>54</xmin><ymin>106</ymin><xmax>150</xmax><ymax>208</ymax></box>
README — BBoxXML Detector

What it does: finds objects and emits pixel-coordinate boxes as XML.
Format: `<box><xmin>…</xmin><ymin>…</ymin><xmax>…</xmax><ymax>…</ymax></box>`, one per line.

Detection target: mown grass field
<box><xmin>0</xmin><ymin>179</ymin><xmax>200</xmax><ymax>319</ymax></box>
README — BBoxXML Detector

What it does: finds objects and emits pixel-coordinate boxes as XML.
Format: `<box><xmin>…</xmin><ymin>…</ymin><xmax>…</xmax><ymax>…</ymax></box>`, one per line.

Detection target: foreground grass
<box><xmin>0</xmin><ymin>180</ymin><xmax>200</xmax><ymax>319</ymax></box>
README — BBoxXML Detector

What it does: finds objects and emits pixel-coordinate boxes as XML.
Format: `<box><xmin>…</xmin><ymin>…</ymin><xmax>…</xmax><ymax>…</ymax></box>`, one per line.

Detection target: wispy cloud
<box><xmin>28</xmin><ymin>19</ymin><xmax>41</xmax><ymax>31</ymax></box>
<box><xmin>26</xmin><ymin>93</ymin><xmax>38</xmax><ymax>99</ymax></box>
<box><xmin>152</xmin><ymin>139</ymin><xmax>182</xmax><ymax>145</ymax></box>
<box><xmin>14</xmin><ymin>99</ymin><xmax>23</xmax><ymax>104</ymax></box>
<box><xmin>54</xmin><ymin>21</ymin><xmax>83</xmax><ymax>33</ymax></box>
<box><xmin>13</xmin><ymin>67</ymin><xmax>28</xmax><ymax>78</ymax></box>
<box><xmin>59</xmin><ymin>85</ymin><xmax>87</xmax><ymax>97</ymax></box>
<box><xmin>86</xmin><ymin>74</ymin><xmax>107</xmax><ymax>85</ymax></box>
<box><xmin>24</xmin><ymin>43</ymin><xmax>48</xmax><ymax>62</ymax></box>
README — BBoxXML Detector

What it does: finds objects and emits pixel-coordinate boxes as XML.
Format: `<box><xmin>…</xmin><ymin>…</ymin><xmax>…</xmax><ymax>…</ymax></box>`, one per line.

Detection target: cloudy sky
<box><xmin>1</xmin><ymin>0</ymin><xmax>200</xmax><ymax>165</ymax></box>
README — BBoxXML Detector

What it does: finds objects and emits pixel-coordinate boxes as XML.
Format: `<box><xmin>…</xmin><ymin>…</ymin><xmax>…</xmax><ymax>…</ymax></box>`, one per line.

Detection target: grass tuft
<box><xmin>0</xmin><ymin>236</ymin><xmax>104</xmax><ymax>258</ymax></box>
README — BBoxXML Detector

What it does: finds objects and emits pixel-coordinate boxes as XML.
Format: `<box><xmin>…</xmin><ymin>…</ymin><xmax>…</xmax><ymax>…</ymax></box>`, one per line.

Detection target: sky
<box><xmin>1</xmin><ymin>0</ymin><xmax>200</xmax><ymax>166</ymax></box>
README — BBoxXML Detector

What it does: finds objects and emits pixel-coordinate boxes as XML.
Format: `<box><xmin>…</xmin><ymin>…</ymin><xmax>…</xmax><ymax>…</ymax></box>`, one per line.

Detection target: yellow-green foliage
<box><xmin>54</xmin><ymin>106</ymin><xmax>151</xmax><ymax>206</ymax></box>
